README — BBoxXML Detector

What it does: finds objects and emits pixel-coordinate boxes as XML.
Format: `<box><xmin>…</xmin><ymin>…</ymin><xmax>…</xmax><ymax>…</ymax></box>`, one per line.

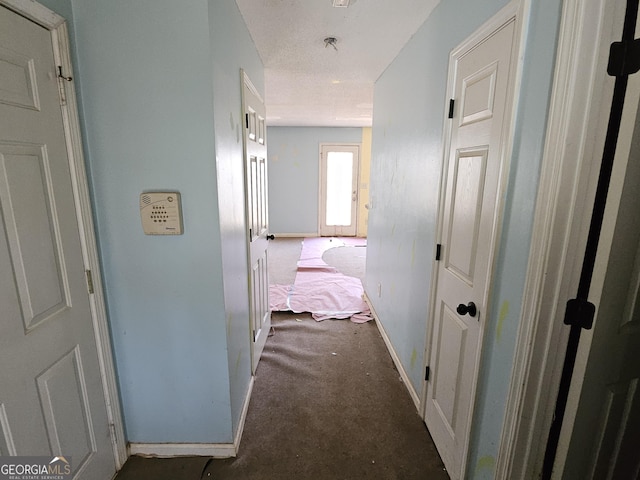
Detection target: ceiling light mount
<box><xmin>332</xmin><ymin>0</ymin><xmax>350</xmax><ymax>7</ymax></box>
<box><xmin>324</xmin><ymin>37</ymin><xmax>338</xmax><ymax>51</ymax></box>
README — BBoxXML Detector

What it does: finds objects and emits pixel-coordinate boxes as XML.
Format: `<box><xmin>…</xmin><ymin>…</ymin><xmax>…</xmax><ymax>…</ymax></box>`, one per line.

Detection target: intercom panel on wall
<box><xmin>139</xmin><ymin>192</ymin><xmax>183</xmax><ymax>235</ymax></box>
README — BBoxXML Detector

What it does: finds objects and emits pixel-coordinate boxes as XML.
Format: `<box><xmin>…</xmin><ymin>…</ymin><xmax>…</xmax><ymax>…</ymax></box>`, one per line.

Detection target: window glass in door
<box><xmin>320</xmin><ymin>144</ymin><xmax>359</xmax><ymax>236</ymax></box>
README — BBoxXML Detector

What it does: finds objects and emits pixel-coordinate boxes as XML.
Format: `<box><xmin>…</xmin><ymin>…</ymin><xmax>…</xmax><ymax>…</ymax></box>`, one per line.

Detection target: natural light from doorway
<box><xmin>325</xmin><ymin>151</ymin><xmax>353</xmax><ymax>226</ymax></box>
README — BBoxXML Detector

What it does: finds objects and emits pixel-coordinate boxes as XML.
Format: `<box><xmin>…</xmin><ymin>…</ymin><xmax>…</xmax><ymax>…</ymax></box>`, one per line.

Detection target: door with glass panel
<box><xmin>319</xmin><ymin>144</ymin><xmax>360</xmax><ymax>236</ymax></box>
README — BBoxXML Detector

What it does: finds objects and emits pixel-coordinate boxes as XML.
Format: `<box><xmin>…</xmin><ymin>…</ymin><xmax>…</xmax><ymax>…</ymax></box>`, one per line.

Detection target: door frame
<box><xmin>0</xmin><ymin>0</ymin><xmax>126</xmax><ymax>468</ymax></box>
<box><xmin>496</xmin><ymin>0</ymin><xmax>630</xmax><ymax>477</ymax></box>
<box><xmin>420</xmin><ymin>1</ymin><xmax>527</xmax><ymax>477</ymax></box>
<box><xmin>318</xmin><ymin>143</ymin><xmax>361</xmax><ymax>237</ymax></box>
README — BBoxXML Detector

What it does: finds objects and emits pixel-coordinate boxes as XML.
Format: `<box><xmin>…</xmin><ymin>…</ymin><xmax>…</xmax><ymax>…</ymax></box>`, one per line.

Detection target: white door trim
<box><xmin>0</xmin><ymin>0</ymin><xmax>127</xmax><ymax>468</ymax></box>
<box><xmin>496</xmin><ymin>0</ymin><xmax>619</xmax><ymax>477</ymax></box>
<box><xmin>421</xmin><ymin>1</ymin><xmax>527</xmax><ymax>478</ymax></box>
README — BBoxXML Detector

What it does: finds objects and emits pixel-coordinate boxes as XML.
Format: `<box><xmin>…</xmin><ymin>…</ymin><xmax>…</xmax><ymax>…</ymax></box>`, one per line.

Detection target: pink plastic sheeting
<box><xmin>270</xmin><ymin>237</ymin><xmax>372</xmax><ymax>323</ymax></box>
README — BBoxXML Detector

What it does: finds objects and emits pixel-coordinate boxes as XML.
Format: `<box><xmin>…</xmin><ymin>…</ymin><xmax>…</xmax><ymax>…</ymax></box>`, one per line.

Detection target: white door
<box><xmin>425</xmin><ymin>12</ymin><xmax>519</xmax><ymax>480</ymax></box>
<box><xmin>559</xmin><ymin>67</ymin><xmax>640</xmax><ymax>479</ymax></box>
<box><xmin>241</xmin><ymin>71</ymin><xmax>270</xmax><ymax>373</ymax></box>
<box><xmin>319</xmin><ymin>144</ymin><xmax>359</xmax><ymax>237</ymax></box>
<box><xmin>0</xmin><ymin>6</ymin><xmax>117</xmax><ymax>479</ymax></box>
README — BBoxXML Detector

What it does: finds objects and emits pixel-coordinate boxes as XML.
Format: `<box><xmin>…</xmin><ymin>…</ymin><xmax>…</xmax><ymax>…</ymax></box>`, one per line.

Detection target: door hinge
<box><xmin>608</xmin><ymin>37</ymin><xmax>640</xmax><ymax>77</ymax></box>
<box><xmin>435</xmin><ymin>243</ymin><xmax>442</xmax><ymax>261</ymax></box>
<box><xmin>425</xmin><ymin>366</ymin><xmax>431</xmax><ymax>381</ymax></box>
<box><xmin>56</xmin><ymin>66</ymin><xmax>70</xmax><ymax>106</ymax></box>
<box><xmin>563</xmin><ymin>298</ymin><xmax>596</xmax><ymax>330</ymax></box>
<box><xmin>448</xmin><ymin>99</ymin><xmax>455</xmax><ymax>119</ymax></box>
<box><xmin>57</xmin><ymin>65</ymin><xmax>73</xmax><ymax>81</ymax></box>
<box><xmin>85</xmin><ymin>269</ymin><xmax>94</xmax><ymax>295</ymax></box>
<box><xmin>246</xmin><ymin>113</ymin><xmax>249</xmax><ymax>129</ymax></box>
<box><xmin>109</xmin><ymin>423</ymin><xmax>117</xmax><ymax>444</ymax></box>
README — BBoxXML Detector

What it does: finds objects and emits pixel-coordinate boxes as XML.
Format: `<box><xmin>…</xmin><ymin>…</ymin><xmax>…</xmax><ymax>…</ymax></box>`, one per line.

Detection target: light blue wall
<box><xmin>208</xmin><ymin>0</ymin><xmax>264</xmax><ymax>438</ymax></box>
<box><xmin>267</xmin><ymin>127</ymin><xmax>363</xmax><ymax>235</ymax></box>
<box><xmin>38</xmin><ymin>0</ymin><xmax>73</xmax><ymax>30</ymax></box>
<box><xmin>68</xmin><ymin>0</ymin><xmax>233</xmax><ymax>443</ymax></box>
<box><xmin>367</xmin><ymin>0</ymin><xmax>562</xmax><ymax>477</ymax></box>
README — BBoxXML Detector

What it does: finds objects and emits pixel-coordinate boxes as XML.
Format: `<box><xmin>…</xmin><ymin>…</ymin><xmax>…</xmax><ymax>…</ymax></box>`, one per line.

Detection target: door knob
<box><xmin>456</xmin><ymin>302</ymin><xmax>477</xmax><ymax>317</ymax></box>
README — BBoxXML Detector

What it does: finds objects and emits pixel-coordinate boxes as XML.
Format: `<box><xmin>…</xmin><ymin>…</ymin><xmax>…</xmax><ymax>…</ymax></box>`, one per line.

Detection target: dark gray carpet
<box><xmin>322</xmin><ymin>243</ymin><xmax>367</xmax><ymax>280</ymax></box>
<box><xmin>115</xmin><ymin>314</ymin><xmax>448</xmax><ymax>480</ymax></box>
<box><xmin>267</xmin><ymin>237</ymin><xmax>367</xmax><ymax>285</ymax></box>
<box><xmin>268</xmin><ymin>237</ymin><xmax>303</xmax><ymax>285</ymax></box>
<box><xmin>114</xmin><ymin>238</ymin><xmax>448</xmax><ymax>479</ymax></box>
<box><xmin>114</xmin><ymin>456</ymin><xmax>209</xmax><ymax>479</ymax></box>
<box><xmin>203</xmin><ymin>313</ymin><xmax>448</xmax><ymax>480</ymax></box>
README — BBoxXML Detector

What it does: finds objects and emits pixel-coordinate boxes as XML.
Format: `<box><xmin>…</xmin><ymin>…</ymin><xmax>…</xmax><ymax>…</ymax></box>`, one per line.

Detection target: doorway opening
<box><xmin>319</xmin><ymin>144</ymin><xmax>360</xmax><ymax>237</ymax></box>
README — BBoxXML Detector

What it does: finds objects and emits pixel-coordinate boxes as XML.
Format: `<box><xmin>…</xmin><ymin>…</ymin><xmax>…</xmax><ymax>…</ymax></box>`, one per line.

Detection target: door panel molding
<box><xmin>445</xmin><ymin>146</ymin><xmax>489</xmax><ymax>285</ymax></box>
<box><xmin>0</xmin><ymin>0</ymin><xmax>126</xmax><ymax>468</ymax></box>
<box><xmin>36</xmin><ymin>346</ymin><xmax>97</xmax><ymax>473</ymax></box>
<box><xmin>0</xmin><ymin>142</ymin><xmax>71</xmax><ymax>332</ymax></box>
<box><xmin>0</xmin><ymin>404</ymin><xmax>16</xmax><ymax>456</ymax></box>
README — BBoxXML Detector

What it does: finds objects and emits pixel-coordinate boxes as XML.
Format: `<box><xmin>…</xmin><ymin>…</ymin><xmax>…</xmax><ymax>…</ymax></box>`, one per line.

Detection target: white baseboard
<box><xmin>271</xmin><ymin>232</ymin><xmax>318</xmax><ymax>238</ymax></box>
<box><xmin>233</xmin><ymin>375</ymin><xmax>254</xmax><ymax>451</ymax></box>
<box><xmin>364</xmin><ymin>293</ymin><xmax>421</xmax><ymax>411</ymax></box>
<box><xmin>128</xmin><ymin>376</ymin><xmax>255</xmax><ymax>460</ymax></box>
<box><xmin>129</xmin><ymin>442</ymin><xmax>236</xmax><ymax>458</ymax></box>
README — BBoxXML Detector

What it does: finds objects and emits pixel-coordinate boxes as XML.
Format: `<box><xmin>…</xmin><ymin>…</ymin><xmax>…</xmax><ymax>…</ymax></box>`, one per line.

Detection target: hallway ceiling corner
<box><xmin>235</xmin><ymin>0</ymin><xmax>440</xmax><ymax>128</ymax></box>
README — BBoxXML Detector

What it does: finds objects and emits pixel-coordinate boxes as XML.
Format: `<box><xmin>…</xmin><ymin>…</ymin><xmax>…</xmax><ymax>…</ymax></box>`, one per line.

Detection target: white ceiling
<box><xmin>235</xmin><ymin>0</ymin><xmax>440</xmax><ymax>127</ymax></box>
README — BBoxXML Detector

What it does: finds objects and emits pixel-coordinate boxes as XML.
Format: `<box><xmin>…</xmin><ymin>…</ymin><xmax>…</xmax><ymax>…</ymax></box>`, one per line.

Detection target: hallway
<box><xmin>4</xmin><ymin>0</ymin><xmax>629</xmax><ymax>478</ymax></box>
<box><xmin>115</xmin><ymin>240</ymin><xmax>447</xmax><ymax>479</ymax></box>
<box><xmin>116</xmin><ymin>319</ymin><xmax>447</xmax><ymax>479</ymax></box>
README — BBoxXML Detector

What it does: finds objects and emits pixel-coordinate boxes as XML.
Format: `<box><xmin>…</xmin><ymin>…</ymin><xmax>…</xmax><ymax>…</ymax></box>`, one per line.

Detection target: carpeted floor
<box><xmin>268</xmin><ymin>237</ymin><xmax>304</xmax><ymax>285</ymax></box>
<box><xmin>270</xmin><ymin>237</ymin><xmax>371</xmax><ymax>321</ymax></box>
<box><xmin>114</xmin><ymin>238</ymin><xmax>449</xmax><ymax>480</ymax></box>
<box><xmin>267</xmin><ymin>237</ymin><xmax>367</xmax><ymax>285</ymax></box>
<box><xmin>322</xmin><ymin>242</ymin><xmax>367</xmax><ymax>280</ymax></box>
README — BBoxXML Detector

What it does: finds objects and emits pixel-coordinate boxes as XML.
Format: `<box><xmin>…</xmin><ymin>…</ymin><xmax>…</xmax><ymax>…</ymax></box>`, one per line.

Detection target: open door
<box><xmin>319</xmin><ymin>144</ymin><xmax>359</xmax><ymax>237</ymax></box>
<box><xmin>0</xmin><ymin>4</ymin><xmax>121</xmax><ymax>478</ymax></box>
<box><xmin>241</xmin><ymin>70</ymin><xmax>270</xmax><ymax>374</ymax></box>
<box><xmin>424</xmin><ymin>6</ymin><xmax>521</xmax><ymax>479</ymax></box>
<box><xmin>558</xmin><ymin>42</ymin><xmax>640</xmax><ymax>478</ymax></box>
